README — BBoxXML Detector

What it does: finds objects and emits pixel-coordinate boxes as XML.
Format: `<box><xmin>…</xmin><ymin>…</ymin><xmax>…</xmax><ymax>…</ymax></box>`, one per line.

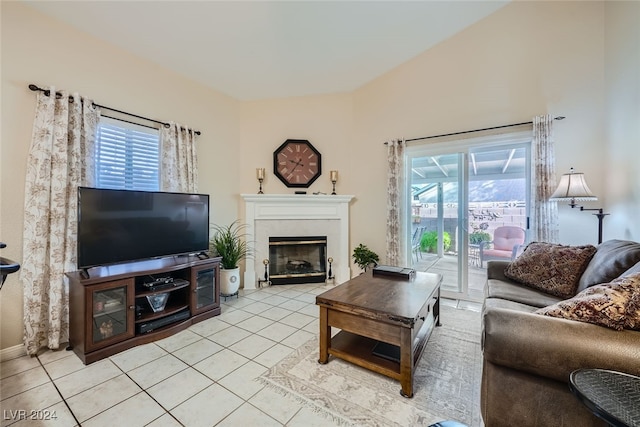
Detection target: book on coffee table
<box><xmin>372</xmin><ymin>265</ymin><xmax>416</xmax><ymax>280</ymax></box>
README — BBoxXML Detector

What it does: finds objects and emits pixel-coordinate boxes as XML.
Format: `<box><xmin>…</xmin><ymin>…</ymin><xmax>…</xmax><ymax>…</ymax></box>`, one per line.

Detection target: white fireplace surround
<box><xmin>241</xmin><ymin>194</ymin><xmax>354</xmax><ymax>289</ymax></box>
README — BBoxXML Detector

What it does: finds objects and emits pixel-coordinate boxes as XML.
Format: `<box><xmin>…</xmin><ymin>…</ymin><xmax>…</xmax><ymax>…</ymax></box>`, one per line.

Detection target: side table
<box><xmin>569</xmin><ymin>369</ymin><xmax>640</xmax><ymax>427</ymax></box>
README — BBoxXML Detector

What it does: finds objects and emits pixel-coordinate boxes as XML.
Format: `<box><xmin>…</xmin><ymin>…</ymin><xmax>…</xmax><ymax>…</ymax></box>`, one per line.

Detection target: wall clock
<box><xmin>273</xmin><ymin>139</ymin><xmax>322</xmax><ymax>188</ymax></box>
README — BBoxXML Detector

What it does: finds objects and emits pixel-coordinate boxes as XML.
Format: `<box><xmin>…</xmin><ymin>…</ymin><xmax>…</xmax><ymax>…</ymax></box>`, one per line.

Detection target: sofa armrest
<box><xmin>486</xmin><ymin>260</ymin><xmax>511</xmax><ymax>281</ymax></box>
<box><xmin>483</xmin><ymin>307</ymin><xmax>640</xmax><ymax>382</ymax></box>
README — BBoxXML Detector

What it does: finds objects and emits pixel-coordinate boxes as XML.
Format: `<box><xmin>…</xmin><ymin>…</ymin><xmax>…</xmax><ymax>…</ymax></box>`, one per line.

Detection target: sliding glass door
<box><xmin>407</xmin><ymin>136</ymin><xmax>531</xmax><ymax>301</ymax></box>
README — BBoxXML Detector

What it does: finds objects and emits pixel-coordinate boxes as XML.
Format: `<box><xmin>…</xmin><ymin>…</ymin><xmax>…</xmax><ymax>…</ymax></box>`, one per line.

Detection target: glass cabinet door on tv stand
<box><xmin>191</xmin><ymin>262</ymin><xmax>220</xmax><ymax>315</ymax></box>
<box><xmin>86</xmin><ymin>278</ymin><xmax>135</xmax><ymax>353</ymax></box>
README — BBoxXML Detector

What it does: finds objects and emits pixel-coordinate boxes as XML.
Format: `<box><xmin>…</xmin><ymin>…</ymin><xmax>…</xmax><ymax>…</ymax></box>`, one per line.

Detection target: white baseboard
<box><xmin>1</xmin><ymin>343</ymin><xmax>27</xmax><ymax>362</ymax></box>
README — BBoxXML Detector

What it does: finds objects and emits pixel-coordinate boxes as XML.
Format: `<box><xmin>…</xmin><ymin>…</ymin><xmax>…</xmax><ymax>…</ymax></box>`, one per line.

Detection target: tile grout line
<box><xmin>35</xmin><ymin>353</ymin><xmax>82</xmax><ymax>427</ymax></box>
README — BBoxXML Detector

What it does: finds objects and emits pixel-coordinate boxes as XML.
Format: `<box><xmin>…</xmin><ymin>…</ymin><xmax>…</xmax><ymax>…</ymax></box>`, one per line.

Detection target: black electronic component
<box><xmin>136</xmin><ymin>309</ymin><xmax>190</xmax><ymax>334</ymax></box>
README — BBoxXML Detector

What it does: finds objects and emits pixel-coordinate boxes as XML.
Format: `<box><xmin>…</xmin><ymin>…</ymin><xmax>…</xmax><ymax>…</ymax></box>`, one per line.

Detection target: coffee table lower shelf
<box><xmin>324</xmin><ymin>315</ymin><xmax>436</xmax><ymax>387</ymax></box>
<box><xmin>327</xmin><ymin>331</ymin><xmax>402</xmax><ymax>380</ymax></box>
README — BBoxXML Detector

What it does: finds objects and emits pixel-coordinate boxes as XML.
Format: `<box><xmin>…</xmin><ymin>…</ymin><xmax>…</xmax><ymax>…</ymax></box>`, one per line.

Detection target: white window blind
<box><xmin>95</xmin><ymin>117</ymin><xmax>160</xmax><ymax>191</ymax></box>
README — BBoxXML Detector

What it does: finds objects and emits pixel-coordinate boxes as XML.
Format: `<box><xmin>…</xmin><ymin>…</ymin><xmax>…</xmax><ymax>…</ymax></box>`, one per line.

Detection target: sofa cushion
<box><xmin>535</xmin><ymin>273</ymin><xmax>640</xmax><ymax>331</ymax></box>
<box><xmin>483</xmin><ymin>296</ymin><xmax>541</xmax><ymax>314</ymax></box>
<box><xmin>485</xmin><ymin>279</ymin><xmax>563</xmax><ymax>308</ymax></box>
<box><xmin>504</xmin><ymin>242</ymin><xmax>596</xmax><ymax>298</ymax></box>
<box><xmin>621</xmin><ymin>260</ymin><xmax>640</xmax><ymax>277</ymax></box>
<box><xmin>577</xmin><ymin>240</ymin><xmax>640</xmax><ymax>293</ymax></box>
<box><xmin>485</xmin><ymin>260</ymin><xmax>511</xmax><ymax>281</ymax></box>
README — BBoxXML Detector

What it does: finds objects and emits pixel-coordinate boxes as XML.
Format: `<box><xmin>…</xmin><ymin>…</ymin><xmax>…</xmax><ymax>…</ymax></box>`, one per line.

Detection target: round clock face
<box><xmin>273</xmin><ymin>139</ymin><xmax>322</xmax><ymax>188</ymax></box>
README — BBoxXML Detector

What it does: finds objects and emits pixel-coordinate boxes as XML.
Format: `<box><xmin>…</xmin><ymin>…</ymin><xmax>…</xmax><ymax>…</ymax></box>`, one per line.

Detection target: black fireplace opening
<box><xmin>269</xmin><ymin>236</ymin><xmax>327</xmax><ymax>285</ymax></box>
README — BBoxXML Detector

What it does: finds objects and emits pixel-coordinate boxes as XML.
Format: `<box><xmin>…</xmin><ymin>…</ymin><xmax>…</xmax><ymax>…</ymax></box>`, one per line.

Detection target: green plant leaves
<box><xmin>352</xmin><ymin>243</ymin><xmax>379</xmax><ymax>272</ymax></box>
<box><xmin>210</xmin><ymin>220</ymin><xmax>252</xmax><ymax>269</ymax></box>
<box><xmin>420</xmin><ymin>231</ymin><xmax>451</xmax><ymax>253</ymax></box>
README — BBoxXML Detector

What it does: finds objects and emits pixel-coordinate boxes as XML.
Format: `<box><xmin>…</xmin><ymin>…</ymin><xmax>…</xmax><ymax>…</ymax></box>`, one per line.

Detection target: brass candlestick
<box><xmin>256</xmin><ymin>168</ymin><xmax>265</xmax><ymax>194</ymax></box>
<box><xmin>330</xmin><ymin>170</ymin><xmax>338</xmax><ymax>195</ymax></box>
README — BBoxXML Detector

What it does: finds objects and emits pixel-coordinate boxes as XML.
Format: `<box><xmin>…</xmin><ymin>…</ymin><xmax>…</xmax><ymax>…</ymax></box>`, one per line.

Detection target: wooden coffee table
<box><xmin>316</xmin><ymin>270</ymin><xmax>442</xmax><ymax>398</ymax></box>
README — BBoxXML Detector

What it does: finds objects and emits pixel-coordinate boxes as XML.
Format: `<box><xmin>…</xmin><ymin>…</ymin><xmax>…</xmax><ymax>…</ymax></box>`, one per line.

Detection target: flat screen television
<box><xmin>77</xmin><ymin>187</ymin><xmax>210</xmax><ymax>269</ymax></box>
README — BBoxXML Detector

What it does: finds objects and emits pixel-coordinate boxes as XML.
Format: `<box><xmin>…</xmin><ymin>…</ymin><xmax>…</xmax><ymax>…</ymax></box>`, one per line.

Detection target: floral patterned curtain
<box><xmin>531</xmin><ymin>114</ymin><xmax>559</xmax><ymax>243</ymax></box>
<box><xmin>160</xmin><ymin>123</ymin><xmax>199</xmax><ymax>192</ymax></box>
<box><xmin>386</xmin><ymin>139</ymin><xmax>406</xmax><ymax>266</ymax></box>
<box><xmin>21</xmin><ymin>88</ymin><xmax>99</xmax><ymax>355</ymax></box>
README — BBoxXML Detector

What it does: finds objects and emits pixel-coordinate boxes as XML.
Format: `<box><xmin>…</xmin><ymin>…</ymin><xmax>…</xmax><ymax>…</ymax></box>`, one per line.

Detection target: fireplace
<box><xmin>269</xmin><ymin>236</ymin><xmax>327</xmax><ymax>285</ymax></box>
<box><xmin>241</xmin><ymin>194</ymin><xmax>354</xmax><ymax>289</ymax></box>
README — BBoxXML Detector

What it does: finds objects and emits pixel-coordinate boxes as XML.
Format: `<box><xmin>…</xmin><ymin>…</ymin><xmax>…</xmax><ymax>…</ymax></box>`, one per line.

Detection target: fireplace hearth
<box><xmin>269</xmin><ymin>236</ymin><xmax>327</xmax><ymax>285</ymax></box>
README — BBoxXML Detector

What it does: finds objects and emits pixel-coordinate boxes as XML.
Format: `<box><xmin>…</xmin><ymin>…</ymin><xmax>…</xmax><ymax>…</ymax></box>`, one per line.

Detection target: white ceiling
<box><xmin>24</xmin><ymin>1</ymin><xmax>509</xmax><ymax>101</ymax></box>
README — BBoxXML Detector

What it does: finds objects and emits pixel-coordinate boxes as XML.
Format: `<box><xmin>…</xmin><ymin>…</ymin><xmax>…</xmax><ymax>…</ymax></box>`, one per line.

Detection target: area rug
<box><xmin>258</xmin><ymin>305</ymin><xmax>483</xmax><ymax>427</ymax></box>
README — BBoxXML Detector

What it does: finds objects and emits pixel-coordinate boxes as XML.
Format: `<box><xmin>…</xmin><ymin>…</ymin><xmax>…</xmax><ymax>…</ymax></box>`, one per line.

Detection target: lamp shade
<box><xmin>550</xmin><ymin>168</ymin><xmax>597</xmax><ymax>201</ymax></box>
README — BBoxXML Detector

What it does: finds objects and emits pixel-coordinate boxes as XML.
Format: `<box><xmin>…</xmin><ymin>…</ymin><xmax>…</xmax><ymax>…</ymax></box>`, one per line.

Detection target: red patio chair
<box><xmin>479</xmin><ymin>226</ymin><xmax>525</xmax><ymax>267</ymax></box>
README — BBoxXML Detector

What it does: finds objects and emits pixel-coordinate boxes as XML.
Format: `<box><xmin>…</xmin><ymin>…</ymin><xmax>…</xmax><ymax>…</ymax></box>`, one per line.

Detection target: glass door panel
<box><xmin>467</xmin><ymin>146</ymin><xmax>529</xmax><ymax>299</ymax></box>
<box><xmin>195</xmin><ymin>268</ymin><xmax>215</xmax><ymax>309</ymax></box>
<box><xmin>408</xmin><ymin>140</ymin><xmax>530</xmax><ymax>301</ymax></box>
<box><xmin>191</xmin><ymin>264</ymin><xmax>219</xmax><ymax>314</ymax></box>
<box><xmin>89</xmin><ymin>281</ymin><xmax>134</xmax><ymax>351</ymax></box>
<box><xmin>410</xmin><ymin>153</ymin><xmax>464</xmax><ymax>294</ymax></box>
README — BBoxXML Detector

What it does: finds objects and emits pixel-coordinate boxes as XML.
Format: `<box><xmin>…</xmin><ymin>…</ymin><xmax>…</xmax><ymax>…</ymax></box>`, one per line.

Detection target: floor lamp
<box><xmin>550</xmin><ymin>168</ymin><xmax>609</xmax><ymax>244</ymax></box>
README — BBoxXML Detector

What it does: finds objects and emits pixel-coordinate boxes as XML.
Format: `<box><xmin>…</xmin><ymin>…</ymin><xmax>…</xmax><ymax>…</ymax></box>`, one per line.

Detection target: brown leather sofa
<box><xmin>481</xmin><ymin>240</ymin><xmax>640</xmax><ymax>427</ymax></box>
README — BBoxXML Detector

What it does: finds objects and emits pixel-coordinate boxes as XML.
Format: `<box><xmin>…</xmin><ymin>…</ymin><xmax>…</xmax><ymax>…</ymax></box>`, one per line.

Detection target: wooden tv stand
<box><xmin>66</xmin><ymin>255</ymin><xmax>221</xmax><ymax>364</ymax></box>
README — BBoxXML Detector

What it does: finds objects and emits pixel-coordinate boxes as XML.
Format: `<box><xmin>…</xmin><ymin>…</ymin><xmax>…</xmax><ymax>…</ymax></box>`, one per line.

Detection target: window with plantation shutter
<box><xmin>95</xmin><ymin>117</ymin><xmax>160</xmax><ymax>191</ymax></box>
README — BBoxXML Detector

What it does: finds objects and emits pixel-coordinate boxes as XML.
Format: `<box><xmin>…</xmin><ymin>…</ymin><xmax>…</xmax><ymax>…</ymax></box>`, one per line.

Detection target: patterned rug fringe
<box><xmin>256</xmin><ymin>376</ymin><xmax>355</xmax><ymax>426</ymax></box>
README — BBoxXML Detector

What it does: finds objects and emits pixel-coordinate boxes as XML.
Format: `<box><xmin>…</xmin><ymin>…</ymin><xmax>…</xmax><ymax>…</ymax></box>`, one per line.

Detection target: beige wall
<box><xmin>238</xmin><ymin>93</ymin><xmax>355</xmax><ymax>200</ymax></box>
<box><xmin>351</xmin><ymin>0</ymin><xmax>608</xmax><ymax>251</ymax></box>
<box><xmin>1</xmin><ymin>3</ymin><xmax>241</xmax><ymax>350</ymax></box>
<box><xmin>2</xmin><ymin>1</ymin><xmax>637</xmax><ymax>352</ymax></box>
<box><xmin>604</xmin><ymin>1</ymin><xmax>640</xmax><ymax>241</ymax></box>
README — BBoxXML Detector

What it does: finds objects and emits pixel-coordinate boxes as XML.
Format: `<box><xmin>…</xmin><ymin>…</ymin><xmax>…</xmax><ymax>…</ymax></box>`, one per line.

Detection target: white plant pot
<box><xmin>220</xmin><ymin>267</ymin><xmax>240</xmax><ymax>296</ymax></box>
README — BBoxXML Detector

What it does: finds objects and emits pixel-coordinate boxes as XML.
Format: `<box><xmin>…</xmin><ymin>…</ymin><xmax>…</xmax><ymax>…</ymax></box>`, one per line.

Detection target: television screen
<box><xmin>77</xmin><ymin>187</ymin><xmax>210</xmax><ymax>269</ymax></box>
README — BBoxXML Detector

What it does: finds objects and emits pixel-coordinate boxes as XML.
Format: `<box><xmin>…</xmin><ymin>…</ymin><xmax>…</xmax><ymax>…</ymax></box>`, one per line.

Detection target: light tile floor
<box><xmin>1</xmin><ymin>283</ymin><xmax>482</xmax><ymax>427</ymax></box>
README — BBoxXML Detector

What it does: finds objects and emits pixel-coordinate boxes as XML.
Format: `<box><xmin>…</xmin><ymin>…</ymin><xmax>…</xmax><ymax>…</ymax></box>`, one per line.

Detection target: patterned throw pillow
<box><xmin>504</xmin><ymin>242</ymin><xmax>596</xmax><ymax>298</ymax></box>
<box><xmin>624</xmin><ymin>277</ymin><xmax>640</xmax><ymax>330</ymax></box>
<box><xmin>535</xmin><ymin>273</ymin><xmax>640</xmax><ymax>331</ymax></box>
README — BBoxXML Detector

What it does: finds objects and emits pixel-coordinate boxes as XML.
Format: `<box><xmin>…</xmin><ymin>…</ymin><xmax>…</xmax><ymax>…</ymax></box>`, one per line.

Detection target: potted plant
<box><xmin>469</xmin><ymin>231</ymin><xmax>491</xmax><ymax>245</ymax></box>
<box><xmin>352</xmin><ymin>243</ymin><xmax>380</xmax><ymax>273</ymax></box>
<box><xmin>210</xmin><ymin>220</ymin><xmax>252</xmax><ymax>296</ymax></box>
<box><xmin>420</xmin><ymin>231</ymin><xmax>452</xmax><ymax>253</ymax></box>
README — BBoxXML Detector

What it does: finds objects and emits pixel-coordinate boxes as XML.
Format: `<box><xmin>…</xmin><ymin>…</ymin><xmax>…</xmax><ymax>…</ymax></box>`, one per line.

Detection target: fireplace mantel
<box><xmin>241</xmin><ymin>194</ymin><xmax>354</xmax><ymax>289</ymax></box>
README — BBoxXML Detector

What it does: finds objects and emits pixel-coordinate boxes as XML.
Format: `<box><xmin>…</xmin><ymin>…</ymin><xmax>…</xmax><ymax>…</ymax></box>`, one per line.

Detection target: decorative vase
<box><xmin>220</xmin><ymin>267</ymin><xmax>240</xmax><ymax>296</ymax></box>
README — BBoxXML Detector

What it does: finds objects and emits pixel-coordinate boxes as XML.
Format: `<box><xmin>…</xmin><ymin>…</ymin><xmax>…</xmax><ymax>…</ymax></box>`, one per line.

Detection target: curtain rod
<box><xmin>28</xmin><ymin>84</ymin><xmax>201</xmax><ymax>136</ymax></box>
<box><xmin>386</xmin><ymin>116</ymin><xmax>565</xmax><ymax>144</ymax></box>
